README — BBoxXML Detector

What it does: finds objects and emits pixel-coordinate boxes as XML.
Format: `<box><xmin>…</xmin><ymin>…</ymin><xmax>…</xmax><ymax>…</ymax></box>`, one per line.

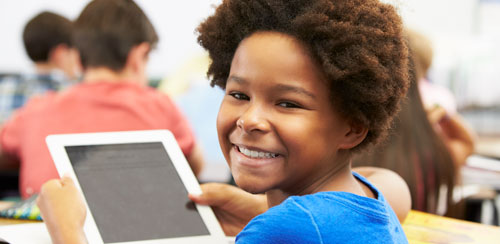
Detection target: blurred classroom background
<box><xmin>2</xmin><ymin>0</ymin><xmax>500</xmax><ymax>141</ymax></box>
<box><xmin>1</xmin><ymin>0</ymin><xmax>499</xmax><ymax>224</ymax></box>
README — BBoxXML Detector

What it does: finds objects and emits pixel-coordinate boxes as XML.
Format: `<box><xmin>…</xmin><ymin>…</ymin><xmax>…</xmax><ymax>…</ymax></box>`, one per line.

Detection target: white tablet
<box><xmin>46</xmin><ymin>130</ymin><xmax>226</xmax><ymax>244</ymax></box>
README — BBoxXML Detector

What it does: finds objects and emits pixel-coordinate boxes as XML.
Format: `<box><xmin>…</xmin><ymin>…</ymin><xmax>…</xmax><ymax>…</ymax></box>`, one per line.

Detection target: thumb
<box><xmin>189</xmin><ymin>183</ymin><xmax>229</xmax><ymax>207</ymax></box>
<box><xmin>60</xmin><ymin>175</ymin><xmax>75</xmax><ymax>187</ymax></box>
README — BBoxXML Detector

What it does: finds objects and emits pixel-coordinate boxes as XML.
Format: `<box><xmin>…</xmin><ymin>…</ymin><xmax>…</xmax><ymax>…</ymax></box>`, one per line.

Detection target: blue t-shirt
<box><xmin>236</xmin><ymin>172</ymin><xmax>408</xmax><ymax>243</ymax></box>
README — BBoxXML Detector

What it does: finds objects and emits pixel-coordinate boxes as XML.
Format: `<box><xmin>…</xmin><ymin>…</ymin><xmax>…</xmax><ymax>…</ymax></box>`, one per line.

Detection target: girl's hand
<box><xmin>189</xmin><ymin>183</ymin><xmax>268</xmax><ymax>236</ymax></box>
<box><xmin>37</xmin><ymin>176</ymin><xmax>88</xmax><ymax>244</ymax></box>
<box><xmin>426</xmin><ymin>104</ymin><xmax>448</xmax><ymax>125</ymax></box>
<box><xmin>426</xmin><ymin>104</ymin><xmax>476</xmax><ymax>167</ymax></box>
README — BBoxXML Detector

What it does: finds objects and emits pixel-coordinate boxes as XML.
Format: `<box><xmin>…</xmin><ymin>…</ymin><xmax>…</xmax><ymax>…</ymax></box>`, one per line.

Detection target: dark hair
<box><xmin>353</xmin><ymin>55</ymin><xmax>458</xmax><ymax>216</ymax></box>
<box><xmin>74</xmin><ymin>0</ymin><xmax>158</xmax><ymax>71</ymax></box>
<box><xmin>22</xmin><ymin>11</ymin><xmax>73</xmax><ymax>62</ymax></box>
<box><xmin>197</xmin><ymin>0</ymin><xmax>409</xmax><ymax>151</ymax></box>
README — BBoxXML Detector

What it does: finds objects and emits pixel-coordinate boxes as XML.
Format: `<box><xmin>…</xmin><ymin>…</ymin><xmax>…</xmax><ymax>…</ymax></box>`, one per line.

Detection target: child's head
<box><xmin>74</xmin><ymin>0</ymin><xmax>158</xmax><ymax>72</ymax></box>
<box><xmin>23</xmin><ymin>11</ymin><xmax>78</xmax><ymax>77</ymax></box>
<box><xmin>406</xmin><ymin>28</ymin><xmax>433</xmax><ymax>81</ymax></box>
<box><xmin>23</xmin><ymin>11</ymin><xmax>73</xmax><ymax>62</ymax></box>
<box><xmin>199</xmin><ymin>0</ymin><xmax>409</xmax><ymax>152</ymax></box>
<box><xmin>197</xmin><ymin>0</ymin><xmax>409</xmax><ymax>194</ymax></box>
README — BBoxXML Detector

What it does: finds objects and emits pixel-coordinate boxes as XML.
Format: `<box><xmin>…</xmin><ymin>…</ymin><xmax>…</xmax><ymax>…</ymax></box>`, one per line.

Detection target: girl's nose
<box><xmin>237</xmin><ymin>105</ymin><xmax>270</xmax><ymax>133</ymax></box>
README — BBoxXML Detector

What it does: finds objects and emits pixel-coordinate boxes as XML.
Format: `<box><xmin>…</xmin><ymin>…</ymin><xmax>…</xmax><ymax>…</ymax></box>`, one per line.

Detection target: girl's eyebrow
<box><xmin>227</xmin><ymin>75</ymin><xmax>247</xmax><ymax>84</ymax></box>
<box><xmin>228</xmin><ymin>75</ymin><xmax>316</xmax><ymax>99</ymax></box>
<box><xmin>274</xmin><ymin>84</ymin><xmax>316</xmax><ymax>99</ymax></box>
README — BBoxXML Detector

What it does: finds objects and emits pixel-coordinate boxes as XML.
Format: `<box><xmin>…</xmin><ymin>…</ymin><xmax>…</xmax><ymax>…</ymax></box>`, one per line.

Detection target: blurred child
<box><xmin>0</xmin><ymin>11</ymin><xmax>80</xmax><ymax>123</ymax></box>
<box><xmin>38</xmin><ymin>0</ymin><xmax>412</xmax><ymax>243</ymax></box>
<box><xmin>353</xmin><ymin>54</ymin><xmax>459</xmax><ymax>217</ymax></box>
<box><xmin>407</xmin><ymin>29</ymin><xmax>476</xmax><ymax>168</ymax></box>
<box><xmin>0</xmin><ymin>0</ymin><xmax>204</xmax><ymax>199</ymax></box>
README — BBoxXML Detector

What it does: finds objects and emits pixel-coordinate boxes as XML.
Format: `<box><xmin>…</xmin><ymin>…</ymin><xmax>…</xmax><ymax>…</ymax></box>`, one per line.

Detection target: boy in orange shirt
<box><xmin>0</xmin><ymin>0</ymin><xmax>204</xmax><ymax>199</ymax></box>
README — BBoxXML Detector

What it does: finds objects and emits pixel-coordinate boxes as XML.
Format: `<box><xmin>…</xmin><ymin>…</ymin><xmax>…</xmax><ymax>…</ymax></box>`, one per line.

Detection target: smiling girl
<box><xmin>195</xmin><ymin>0</ymin><xmax>410</xmax><ymax>242</ymax></box>
<box><xmin>38</xmin><ymin>0</ymin><xmax>411</xmax><ymax>243</ymax></box>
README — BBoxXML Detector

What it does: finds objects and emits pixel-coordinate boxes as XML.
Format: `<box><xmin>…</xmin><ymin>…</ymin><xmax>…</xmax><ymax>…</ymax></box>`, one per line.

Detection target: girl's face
<box><xmin>217</xmin><ymin>31</ymin><xmax>353</xmax><ymax>195</ymax></box>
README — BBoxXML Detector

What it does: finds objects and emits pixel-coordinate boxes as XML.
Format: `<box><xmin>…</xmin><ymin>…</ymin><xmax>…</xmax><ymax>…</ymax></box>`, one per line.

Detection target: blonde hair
<box><xmin>406</xmin><ymin>28</ymin><xmax>433</xmax><ymax>80</ymax></box>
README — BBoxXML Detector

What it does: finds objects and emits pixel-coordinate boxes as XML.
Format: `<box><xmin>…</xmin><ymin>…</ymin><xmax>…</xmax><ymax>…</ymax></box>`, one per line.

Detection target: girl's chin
<box><xmin>234</xmin><ymin>178</ymin><xmax>270</xmax><ymax>194</ymax></box>
<box><xmin>240</xmin><ymin>186</ymin><xmax>266</xmax><ymax>194</ymax></box>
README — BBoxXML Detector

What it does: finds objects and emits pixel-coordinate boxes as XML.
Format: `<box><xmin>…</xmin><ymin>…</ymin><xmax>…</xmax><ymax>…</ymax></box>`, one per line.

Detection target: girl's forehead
<box><xmin>235</xmin><ymin>31</ymin><xmax>312</xmax><ymax>62</ymax></box>
<box><xmin>229</xmin><ymin>32</ymin><xmax>327</xmax><ymax>87</ymax></box>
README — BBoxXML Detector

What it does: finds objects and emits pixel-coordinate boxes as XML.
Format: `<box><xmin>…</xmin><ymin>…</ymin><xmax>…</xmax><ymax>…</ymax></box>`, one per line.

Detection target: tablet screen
<box><xmin>65</xmin><ymin>142</ymin><xmax>209</xmax><ymax>243</ymax></box>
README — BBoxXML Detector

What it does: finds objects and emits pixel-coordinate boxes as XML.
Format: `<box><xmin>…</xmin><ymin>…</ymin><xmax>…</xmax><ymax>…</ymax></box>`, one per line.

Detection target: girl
<box><xmin>38</xmin><ymin>0</ymin><xmax>411</xmax><ymax>243</ymax></box>
<box><xmin>353</xmin><ymin>49</ymin><xmax>461</xmax><ymax>217</ymax></box>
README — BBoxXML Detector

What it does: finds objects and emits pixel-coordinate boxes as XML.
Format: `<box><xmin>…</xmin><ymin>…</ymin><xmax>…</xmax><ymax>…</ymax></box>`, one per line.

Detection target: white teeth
<box><xmin>237</xmin><ymin>146</ymin><xmax>277</xmax><ymax>158</ymax></box>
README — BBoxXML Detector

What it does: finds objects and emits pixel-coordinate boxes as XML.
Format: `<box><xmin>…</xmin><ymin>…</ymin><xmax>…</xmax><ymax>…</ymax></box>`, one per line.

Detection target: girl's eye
<box><xmin>277</xmin><ymin>101</ymin><xmax>301</xmax><ymax>109</ymax></box>
<box><xmin>229</xmin><ymin>92</ymin><xmax>250</xmax><ymax>101</ymax></box>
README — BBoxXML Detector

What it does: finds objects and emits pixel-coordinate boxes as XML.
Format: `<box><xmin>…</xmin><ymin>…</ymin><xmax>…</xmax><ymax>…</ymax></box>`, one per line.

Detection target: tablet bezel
<box><xmin>46</xmin><ymin>130</ymin><xmax>226</xmax><ymax>244</ymax></box>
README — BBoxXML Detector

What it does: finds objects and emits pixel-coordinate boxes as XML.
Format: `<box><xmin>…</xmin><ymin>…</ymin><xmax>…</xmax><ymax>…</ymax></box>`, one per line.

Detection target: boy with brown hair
<box><xmin>0</xmin><ymin>11</ymin><xmax>80</xmax><ymax>123</ymax></box>
<box><xmin>0</xmin><ymin>0</ymin><xmax>204</xmax><ymax>199</ymax></box>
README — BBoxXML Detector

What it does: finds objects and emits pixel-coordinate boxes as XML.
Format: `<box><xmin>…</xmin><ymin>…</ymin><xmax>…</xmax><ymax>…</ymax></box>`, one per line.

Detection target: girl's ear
<box><xmin>338</xmin><ymin>122</ymin><xmax>368</xmax><ymax>150</ymax></box>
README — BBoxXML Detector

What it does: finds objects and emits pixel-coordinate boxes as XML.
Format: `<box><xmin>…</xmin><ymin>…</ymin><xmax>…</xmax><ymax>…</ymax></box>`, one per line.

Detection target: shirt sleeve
<box><xmin>236</xmin><ymin>199</ymin><xmax>322</xmax><ymax>244</ymax></box>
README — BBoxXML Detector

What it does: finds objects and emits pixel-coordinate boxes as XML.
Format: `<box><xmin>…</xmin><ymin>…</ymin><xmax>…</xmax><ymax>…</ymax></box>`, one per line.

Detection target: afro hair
<box><xmin>197</xmin><ymin>0</ymin><xmax>409</xmax><ymax>151</ymax></box>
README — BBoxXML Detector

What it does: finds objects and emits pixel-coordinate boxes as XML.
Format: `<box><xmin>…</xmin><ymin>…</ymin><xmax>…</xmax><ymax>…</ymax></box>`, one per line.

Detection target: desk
<box><xmin>0</xmin><ymin>201</ymin><xmax>39</xmax><ymax>226</ymax></box>
<box><xmin>403</xmin><ymin>211</ymin><xmax>500</xmax><ymax>243</ymax></box>
<box><xmin>1</xmin><ymin>207</ymin><xmax>500</xmax><ymax>243</ymax></box>
<box><xmin>463</xmin><ymin>155</ymin><xmax>500</xmax><ymax>190</ymax></box>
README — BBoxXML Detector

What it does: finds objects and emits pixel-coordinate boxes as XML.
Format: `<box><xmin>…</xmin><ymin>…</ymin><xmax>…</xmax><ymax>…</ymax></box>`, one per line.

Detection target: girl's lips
<box><xmin>235</xmin><ymin>145</ymin><xmax>279</xmax><ymax>158</ymax></box>
<box><xmin>231</xmin><ymin>145</ymin><xmax>282</xmax><ymax>168</ymax></box>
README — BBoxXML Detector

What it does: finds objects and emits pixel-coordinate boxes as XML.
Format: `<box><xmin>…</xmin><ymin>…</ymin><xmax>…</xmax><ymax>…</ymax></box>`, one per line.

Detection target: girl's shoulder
<box><xmin>236</xmin><ymin>194</ymin><xmax>405</xmax><ymax>244</ymax></box>
<box><xmin>285</xmin><ymin>190</ymin><xmax>391</xmax><ymax>222</ymax></box>
<box><xmin>235</xmin><ymin>197</ymin><xmax>323</xmax><ymax>243</ymax></box>
<box><xmin>235</xmin><ymin>172</ymin><xmax>409</xmax><ymax>243</ymax></box>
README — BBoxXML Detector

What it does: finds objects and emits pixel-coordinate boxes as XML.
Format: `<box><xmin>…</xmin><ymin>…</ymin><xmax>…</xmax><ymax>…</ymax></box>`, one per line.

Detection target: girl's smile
<box><xmin>234</xmin><ymin>145</ymin><xmax>279</xmax><ymax>160</ymax></box>
<box><xmin>230</xmin><ymin>144</ymin><xmax>283</xmax><ymax>169</ymax></box>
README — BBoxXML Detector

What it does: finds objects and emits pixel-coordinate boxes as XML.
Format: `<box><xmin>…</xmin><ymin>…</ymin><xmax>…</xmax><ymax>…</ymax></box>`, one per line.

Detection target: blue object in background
<box><xmin>175</xmin><ymin>83</ymin><xmax>230</xmax><ymax>182</ymax></box>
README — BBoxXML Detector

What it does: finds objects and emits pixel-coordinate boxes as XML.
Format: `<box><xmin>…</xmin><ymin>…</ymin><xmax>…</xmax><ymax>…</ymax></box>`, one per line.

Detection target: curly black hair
<box><xmin>197</xmin><ymin>0</ymin><xmax>409</xmax><ymax>151</ymax></box>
